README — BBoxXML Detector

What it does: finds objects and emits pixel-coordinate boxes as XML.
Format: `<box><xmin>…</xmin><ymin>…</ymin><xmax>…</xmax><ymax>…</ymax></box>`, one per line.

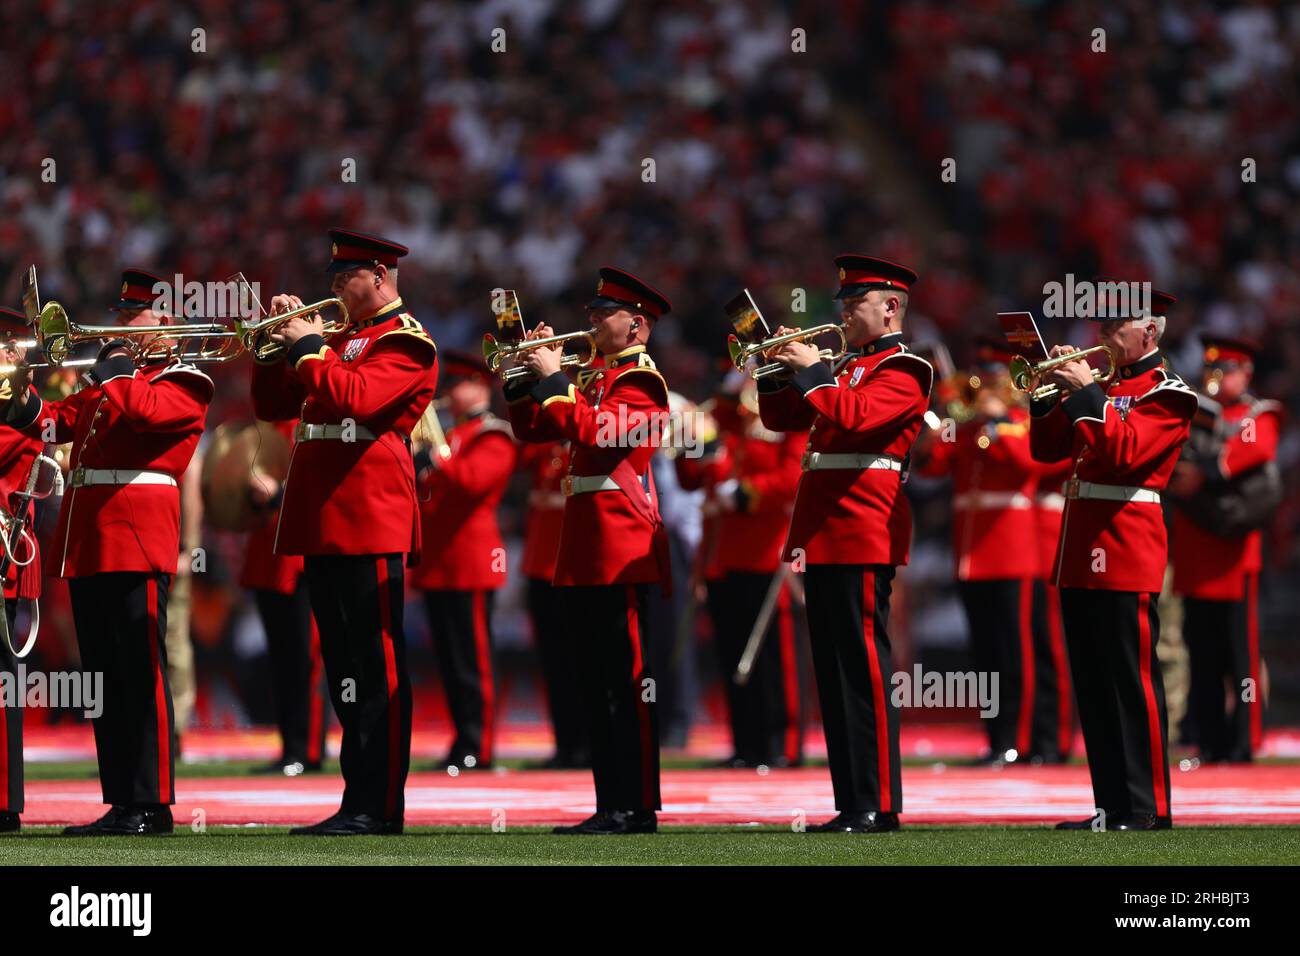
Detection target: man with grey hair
<box><xmin>1030</xmin><ymin>287</ymin><xmax>1196</xmax><ymax>831</ymax></box>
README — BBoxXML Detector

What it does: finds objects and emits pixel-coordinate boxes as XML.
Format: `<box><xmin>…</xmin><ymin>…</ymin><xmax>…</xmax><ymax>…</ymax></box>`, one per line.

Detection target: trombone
<box><xmin>728</xmin><ymin>324</ymin><xmax>849</xmax><ymax>379</ymax></box>
<box><xmin>236</xmin><ymin>298</ymin><xmax>350</xmax><ymax>361</ymax></box>
<box><xmin>1009</xmin><ymin>344</ymin><xmax>1116</xmax><ymax>400</ymax></box>
<box><xmin>482</xmin><ymin>330</ymin><xmax>597</xmax><ymax>381</ymax></box>
<box><xmin>35</xmin><ymin>301</ymin><xmax>243</xmax><ymax>367</ymax></box>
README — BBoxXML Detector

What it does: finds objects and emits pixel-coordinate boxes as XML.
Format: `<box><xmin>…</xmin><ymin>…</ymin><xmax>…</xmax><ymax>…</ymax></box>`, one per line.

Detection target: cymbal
<box><xmin>201</xmin><ymin>421</ymin><xmax>291</xmax><ymax>532</ymax></box>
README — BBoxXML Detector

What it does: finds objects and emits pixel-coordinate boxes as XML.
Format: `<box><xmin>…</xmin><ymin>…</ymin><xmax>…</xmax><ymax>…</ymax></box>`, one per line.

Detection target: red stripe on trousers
<box><xmin>776</xmin><ymin>582</ymin><xmax>800</xmax><ymax>764</ymax></box>
<box><xmin>1136</xmin><ymin>593</ymin><xmax>1168</xmax><ymax>817</ymax></box>
<box><xmin>472</xmin><ymin>592</ymin><xmax>495</xmax><ymax>764</ymax></box>
<box><xmin>146</xmin><ymin>578</ymin><xmax>171</xmax><ymax>801</ymax></box>
<box><xmin>1045</xmin><ymin>584</ymin><xmax>1072</xmax><ymax>756</ymax></box>
<box><xmin>625</xmin><ymin>586</ymin><xmax>655</xmax><ymax>809</ymax></box>
<box><xmin>861</xmin><ymin>571</ymin><xmax>891</xmax><ymax>813</ymax></box>
<box><xmin>1015</xmin><ymin>578</ymin><xmax>1035</xmax><ymax>755</ymax></box>
<box><xmin>1247</xmin><ymin>574</ymin><xmax>1262</xmax><ymax>752</ymax></box>
<box><xmin>376</xmin><ymin>559</ymin><xmax>400</xmax><ymax>820</ymax></box>
<box><xmin>306</xmin><ymin>614</ymin><xmax>324</xmax><ymax>764</ymax></box>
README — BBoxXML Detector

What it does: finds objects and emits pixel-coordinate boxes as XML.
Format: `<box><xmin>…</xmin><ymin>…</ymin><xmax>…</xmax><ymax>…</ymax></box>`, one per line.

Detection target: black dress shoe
<box><xmin>99</xmin><ymin>805</ymin><xmax>174</xmax><ymax>836</ymax></box>
<box><xmin>810</xmin><ymin>811</ymin><xmax>900</xmax><ymax>833</ymax></box>
<box><xmin>553</xmin><ymin>810</ymin><xmax>657</xmax><ymax>835</ymax></box>
<box><xmin>63</xmin><ymin>806</ymin><xmax>127</xmax><ymax>836</ymax></box>
<box><xmin>0</xmin><ymin>811</ymin><xmax>20</xmax><ymax>833</ymax></box>
<box><xmin>290</xmin><ymin>811</ymin><xmax>402</xmax><ymax>836</ymax></box>
<box><xmin>440</xmin><ymin>752</ymin><xmax>491</xmax><ymax>771</ymax></box>
<box><xmin>1055</xmin><ymin>814</ymin><xmax>1104</xmax><ymax>830</ymax></box>
<box><xmin>1112</xmin><ymin>814</ymin><xmax>1172</xmax><ymax>831</ymax></box>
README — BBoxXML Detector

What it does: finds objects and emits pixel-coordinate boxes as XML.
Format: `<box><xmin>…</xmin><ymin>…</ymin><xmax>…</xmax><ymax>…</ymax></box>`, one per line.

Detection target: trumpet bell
<box><xmin>482</xmin><ymin>330</ymin><xmax>597</xmax><ymax>381</ymax></box>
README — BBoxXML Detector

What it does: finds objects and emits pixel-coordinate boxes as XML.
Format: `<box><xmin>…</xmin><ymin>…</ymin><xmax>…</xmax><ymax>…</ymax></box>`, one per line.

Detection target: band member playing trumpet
<box><xmin>0</xmin><ymin>307</ymin><xmax>46</xmax><ymax>834</ymax></box>
<box><xmin>504</xmin><ymin>266</ymin><xmax>672</xmax><ymax>835</ymax></box>
<box><xmin>758</xmin><ymin>255</ymin><xmax>933</xmax><ymax>833</ymax></box>
<box><xmin>411</xmin><ymin>351</ymin><xmax>516</xmax><ymax>772</ymax></box>
<box><xmin>252</xmin><ymin>229</ymin><xmax>438</xmax><ymax>836</ymax></box>
<box><xmin>3</xmin><ymin>269</ymin><xmax>213</xmax><ymax>836</ymax></box>
<box><xmin>1029</xmin><ymin>288</ymin><xmax>1195</xmax><ymax>830</ymax></box>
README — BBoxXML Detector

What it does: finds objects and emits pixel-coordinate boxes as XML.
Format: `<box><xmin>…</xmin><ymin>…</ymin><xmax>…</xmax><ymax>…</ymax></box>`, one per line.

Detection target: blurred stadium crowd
<box><xmin>1</xmin><ymin>0</ymin><xmax>1298</xmax><ymax>732</ymax></box>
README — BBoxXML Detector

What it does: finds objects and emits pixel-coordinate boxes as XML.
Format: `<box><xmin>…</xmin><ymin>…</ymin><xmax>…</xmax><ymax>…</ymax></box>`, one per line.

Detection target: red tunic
<box><xmin>1172</xmin><ymin>397</ymin><xmax>1281</xmax><ymax>601</ymax></box>
<box><xmin>915</xmin><ymin>407</ymin><xmax>1041</xmax><ymax>581</ymax></box>
<box><xmin>674</xmin><ymin>434</ymin><xmax>732</xmax><ymax>582</ymax></box>
<box><xmin>251</xmin><ymin>299</ymin><xmax>438</xmax><ymax>560</ymax></box>
<box><xmin>410</xmin><ymin>412</ymin><xmax>516</xmax><ymax>591</ymax></box>
<box><xmin>1034</xmin><ymin>463</ymin><xmax>1072</xmax><ymax>580</ymax></box>
<box><xmin>519</xmin><ymin>441</ymin><xmax>569</xmax><ymax>581</ymax></box>
<box><xmin>507</xmin><ymin>345</ymin><xmax>668</xmax><ymax>587</ymax></box>
<box><xmin>9</xmin><ymin>360</ymin><xmax>213</xmax><ymax>578</ymax></box>
<box><xmin>238</xmin><ymin>419</ymin><xmax>304</xmax><ymax>595</ymax></box>
<box><xmin>757</xmin><ymin>334</ymin><xmax>933</xmax><ymax>566</ymax></box>
<box><xmin>0</xmin><ymin>414</ymin><xmax>44</xmax><ymax>599</ymax></box>
<box><xmin>1030</xmin><ymin>351</ymin><xmax>1196</xmax><ymax>593</ymax></box>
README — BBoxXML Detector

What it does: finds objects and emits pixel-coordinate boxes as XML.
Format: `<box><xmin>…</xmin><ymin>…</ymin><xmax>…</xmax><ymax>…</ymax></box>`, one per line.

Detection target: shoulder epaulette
<box><xmin>377</xmin><ymin>313</ymin><xmax>437</xmax><ymax>352</ymax></box>
<box><xmin>877</xmin><ymin>349</ymin><xmax>935</xmax><ymax>394</ymax></box>
<box><xmin>151</xmin><ymin>361</ymin><xmax>215</xmax><ymax>392</ymax></box>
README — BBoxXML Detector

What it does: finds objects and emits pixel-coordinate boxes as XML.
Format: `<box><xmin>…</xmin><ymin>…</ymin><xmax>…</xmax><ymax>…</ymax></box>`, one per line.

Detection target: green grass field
<box><xmin>3</xmin><ymin>826</ymin><xmax>1298</xmax><ymax>866</ymax></box>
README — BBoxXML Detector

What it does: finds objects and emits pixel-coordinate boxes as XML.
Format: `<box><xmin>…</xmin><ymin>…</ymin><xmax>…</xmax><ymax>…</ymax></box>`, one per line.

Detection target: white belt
<box><xmin>295</xmin><ymin>423</ymin><xmax>377</xmax><ymax>442</ymax></box>
<box><xmin>953</xmin><ymin>491</ymin><xmax>1032</xmax><ymax>510</ymax></box>
<box><xmin>561</xmin><ymin>475</ymin><xmax>620</xmax><ymax>496</ymax></box>
<box><xmin>528</xmin><ymin>490</ymin><xmax>567</xmax><ymax>509</ymax></box>
<box><xmin>69</xmin><ymin>467</ymin><xmax>177</xmax><ymax>489</ymax></box>
<box><xmin>803</xmin><ymin>452</ymin><xmax>902</xmax><ymax>473</ymax></box>
<box><xmin>1063</xmin><ymin>480</ymin><xmax>1161</xmax><ymax>504</ymax></box>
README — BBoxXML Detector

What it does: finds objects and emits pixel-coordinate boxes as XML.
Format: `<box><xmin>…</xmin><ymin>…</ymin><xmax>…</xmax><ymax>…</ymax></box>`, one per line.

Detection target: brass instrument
<box><xmin>35</xmin><ymin>301</ymin><xmax>243</xmax><ymax>367</ymax></box>
<box><xmin>237</xmin><ymin>298</ymin><xmax>350</xmax><ymax>362</ymax></box>
<box><xmin>727</xmin><ymin>324</ymin><xmax>849</xmax><ymax>380</ymax></box>
<box><xmin>411</xmin><ymin>398</ymin><xmax>452</xmax><ymax>462</ymax></box>
<box><xmin>1009</xmin><ymin>344</ymin><xmax>1116</xmax><ymax>401</ymax></box>
<box><xmin>482</xmin><ymin>330</ymin><xmax>597</xmax><ymax>382</ymax></box>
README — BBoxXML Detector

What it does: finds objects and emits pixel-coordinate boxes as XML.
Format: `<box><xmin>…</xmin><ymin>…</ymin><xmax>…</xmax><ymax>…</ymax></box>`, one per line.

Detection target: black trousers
<box><xmin>959</xmin><ymin>579</ymin><xmax>1034</xmax><ymax>757</ymax></box>
<box><xmin>1185</xmin><ymin>574</ymin><xmax>1261</xmax><ymax>762</ymax></box>
<box><xmin>564</xmin><ymin>583</ymin><xmax>660</xmax><ymax>811</ymax></box>
<box><xmin>804</xmin><ymin>564</ymin><xmax>902</xmax><ymax>813</ymax></box>
<box><xmin>304</xmin><ymin>554</ymin><xmax>411</xmax><ymax>821</ymax></box>
<box><xmin>424</xmin><ymin>589</ymin><xmax>496</xmax><ymax>763</ymax></box>
<box><xmin>68</xmin><ymin>572</ymin><xmax>175</xmax><ymax>807</ymax></box>
<box><xmin>255</xmin><ymin>581</ymin><xmax>329</xmax><ymax>766</ymax></box>
<box><xmin>706</xmin><ymin>572</ymin><xmax>802</xmax><ymax>765</ymax></box>
<box><xmin>1</xmin><ymin>601</ymin><xmax>22</xmax><ymax>812</ymax></box>
<box><xmin>1060</xmin><ymin>588</ymin><xmax>1171</xmax><ymax>821</ymax></box>
<box><xmin>527</xmin><ymin>577</ymin><xmax>589</xmax><ymax>761</ymax></box>
<box><xmin>1032</xmin><ymin>581</ymin><xmax>1074</xmax><ymax>759</ymax></box>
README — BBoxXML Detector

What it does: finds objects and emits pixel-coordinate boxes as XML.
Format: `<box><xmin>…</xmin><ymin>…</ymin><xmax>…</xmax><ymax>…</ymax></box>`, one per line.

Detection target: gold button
<box><xmin>977</xmin><ymin>435</ymin><xmax>991</xmax><ymax>450</ymax></box>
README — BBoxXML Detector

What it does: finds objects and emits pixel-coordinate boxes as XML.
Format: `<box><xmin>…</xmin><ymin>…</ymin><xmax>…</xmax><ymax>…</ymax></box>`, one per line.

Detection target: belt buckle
<box><xmin>560</xmin><ymin>476</ymin><xmax>574</xmax><ymax>497</ymax></box>
<box><xmin>294</xmin><ymin>423</ymin><xmax>307</xmax><ymax>442</ymax></box>
<box><xmin>801</xmin><ymin>449</ymin><xmax>814</xmax><ymax>470</ymax></box>
<box><xmin>71</xmin><ymin>466</ymin><xmax>86</xmax><ymax>488</ymax></box>
<box><xmin>1064</xmin><ymin>478</ymin><xmax>1081</xmax><ymax>500</ymax></box>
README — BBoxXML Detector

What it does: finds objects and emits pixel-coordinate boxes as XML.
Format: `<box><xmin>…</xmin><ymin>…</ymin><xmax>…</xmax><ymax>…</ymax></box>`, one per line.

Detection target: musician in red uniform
<box><xmin>519</xmin><ymin>439</ymin><xmax>591</xmax><ymax>768</ymax></box>
<box><xmin>759</xmin><ymin>255</ymin><xmax>933</xmax><ymax>833</ymax></box>
<box><xmin>678</xmin><ymin>378</ymin><xmax>805</xmax><ymax>768</ymax></box>
<box><xmin>0</xmin><ymin>307</ymin><xmax>45</xmax><ymax>834</ymax></box>
<box><xmin>412</xmin><ymin>351</ymin><xmax>516</xmax><ymax>771</ymax></box>
<box><xmin>505</xmin><ymin>266</ymin><xmax>671</xmax><ymax>835</ymax></box>
<box><xmin>4</xmin><ymin>270</ymin><xmax>214</xmax><ymax>836</ymax></box>
<box><xmin>252</xmin><ymin>230</ymin><xmax>437</xmax><ymax>835</ymax></box>
<box><xmin>914</xmin><ymin>338</ymin><xmax>1048</xmax><ymax>764</ymax></box>
<box><xmin>1170</xmin><ymin>337</ymin><xmax>1281</xmax><ymax>762</ymax></box>
<box><xmin>1030</xmin><ymin>288</ymin><xmax>1195</xmax><ymax>830</ymax></box>
<box><xmin>238</xmin><ymin>419</ymin><xmax>328</xmax><ymax>776</ymax></box>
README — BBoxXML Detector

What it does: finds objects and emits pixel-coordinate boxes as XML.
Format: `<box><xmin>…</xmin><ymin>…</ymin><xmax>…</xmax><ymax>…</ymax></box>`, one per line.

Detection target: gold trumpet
<box><xmin>728</xmin><ymin>324</ymin><xmax>849</xmax><ymax>380</ymax></box>
<box><xmin>36</xmin><ymin>301</ymin><xmax>243</xmax><ymax>367</ymax></box>
<box><xmin>1009</xmin><ymin>344</ymin><xmax>1116</xmax><ymax>400</ymax></box>
<box><xmin>237</xmin><ymin>298</ymin><xmax>350</xmax><ymax>362</ymax></box>
<box><xmin>481</xmin><ymin>330</ymin><xmax>597</xmax><ymax>381</ymax></box>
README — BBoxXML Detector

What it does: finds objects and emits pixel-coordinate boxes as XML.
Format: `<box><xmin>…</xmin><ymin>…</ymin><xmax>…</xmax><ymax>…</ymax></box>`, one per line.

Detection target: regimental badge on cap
<box><xmin>326</xmin><ymin>228</ymin><xmax>409</xmax><ymax>274</ymax></box>
<box><xmin>114</xmin><ymin>268</ymin><xmax>167</xmax><ymax>311</ymax></box>
<box><xmin>833</xmin><ymin>254</ymin><xmax>918</xmax><ymax>300</ymax></box>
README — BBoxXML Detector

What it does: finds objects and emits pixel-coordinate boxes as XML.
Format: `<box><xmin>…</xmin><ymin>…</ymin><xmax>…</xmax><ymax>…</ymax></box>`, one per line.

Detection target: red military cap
<box><xmin>586</xmin><ymin>266</ymin><xmax>672</xmax><ymax>319</ymax></box>
<box><xmin>971</xmin><ymin>333</ymin><xmax>1016</xmax><ymax>366</ymax></box>
<box><xmin>441</xmin><ymin>348</ymin><xmax>493</xmax><ymax>384</ymax></box>
<box><xmin>833</xmin><ymin>254</ymin><xmax>918</xmax><ymax>300</ymax></box>
<box><xmin>0</xmin><ymin>306</ymin><xmax>28</xmax><ymax>338</ymax></box>
<box><xmin>113</xmin><ymin>267</ymin><xmax>167</xmax><ymax>311</ymax></box>
<box><xmin>326</xmin><ymin>228</ymin><xmax>409</xmax><ymax>273</ymax></box>
<box><xmin>1091</xmin><ymin>277</ymin><xmax>1177</xmax><ymax>320</ymax></box>
<box><xmin>1201</xmin><ymin>335</ymin><xmax>1257</xmax><ymax>367</ymax></box>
